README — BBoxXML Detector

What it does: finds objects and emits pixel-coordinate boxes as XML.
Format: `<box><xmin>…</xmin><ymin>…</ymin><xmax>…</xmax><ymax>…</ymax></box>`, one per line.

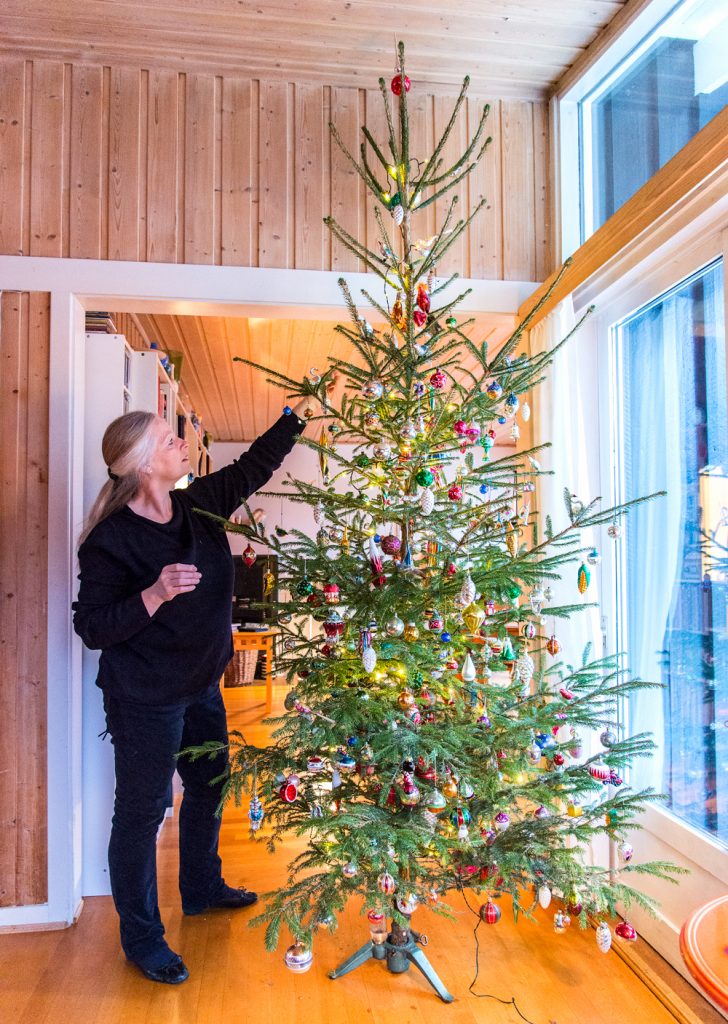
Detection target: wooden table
<box><xmin>679</xmin><ymin>894</ymin><xmax>728</xmax><ymax>1012</ymax></box>
<box><xmin>231</xmin><ymin>629</ymin><xmax>277</xmax><ymax>712</ymax></box>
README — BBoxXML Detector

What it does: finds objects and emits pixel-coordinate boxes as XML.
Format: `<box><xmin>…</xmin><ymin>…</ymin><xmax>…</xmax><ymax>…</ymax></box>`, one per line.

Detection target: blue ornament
<box><xmin>440</xmin><ymin>630</ymin><xmax>452</xmax><ymax>643</ymax></box>
<box><xmin>374</xmin><ymin>534</ymin><xmax>381</xmax><ymax>543</ymax></box>
<box><xmin>497</xmin><ymin>415</ymin><xmax>507</xmax><ymax>425</ymax></box>
<box><xmin>283</xmin><ymin>405</ymin><xmax>292</xmax><ymax>415</ymax></box>
<box><xmin>347</xmin><ymin>735</ymin><xmax>358</xmax><ymax>747</ymax></box>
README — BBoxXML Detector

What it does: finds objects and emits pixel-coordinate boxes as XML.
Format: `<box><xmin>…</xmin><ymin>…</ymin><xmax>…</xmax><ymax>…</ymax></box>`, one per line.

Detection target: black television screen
<box><xmin>231</xmin><ymin>553</ymin><xmax>278</xmax><ymax>624</ymax></box>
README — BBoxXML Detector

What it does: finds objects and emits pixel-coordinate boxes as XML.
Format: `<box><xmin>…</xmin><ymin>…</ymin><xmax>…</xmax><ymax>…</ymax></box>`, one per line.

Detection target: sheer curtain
<box><xmin>620</xmin><ymin>299</ymin><xmax>685</xmax><ymax>794</ymax></box>
<box><xmin>529</xmin><ymin>299</ymin><xmax>603</xmax><ymax>750</ymax></box>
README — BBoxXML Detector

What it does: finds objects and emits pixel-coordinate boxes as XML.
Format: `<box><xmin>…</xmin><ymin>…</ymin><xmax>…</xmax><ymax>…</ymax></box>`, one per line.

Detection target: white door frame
<box><xmin>0</xmin><ymin>255</ymin><xmax>537</xmax><ymax>929</ymax></box>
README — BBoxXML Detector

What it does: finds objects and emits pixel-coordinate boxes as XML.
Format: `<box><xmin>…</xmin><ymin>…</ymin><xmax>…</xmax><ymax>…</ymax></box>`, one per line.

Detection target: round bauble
<box><xmin>390</xmin><ymin>72</ymin><xmax>411</xmax><ymax>95</ymax></box>
<box><xmin>284</xmin><ymin>942</ymin><xmax>313</xmax><ymax>973</ymax></box>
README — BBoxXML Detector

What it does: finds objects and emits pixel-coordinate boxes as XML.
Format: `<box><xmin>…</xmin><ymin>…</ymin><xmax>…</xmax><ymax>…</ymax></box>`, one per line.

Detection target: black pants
<box><xmin>103</xmin><ymin>683</ymin><xmax>229</xmax><ymax>968</ymax></box>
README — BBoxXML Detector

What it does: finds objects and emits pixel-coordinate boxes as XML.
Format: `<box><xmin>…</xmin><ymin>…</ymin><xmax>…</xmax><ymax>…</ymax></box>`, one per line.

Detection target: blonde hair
<box><xmin>79</xmin><ymin>411</ymin><xmax>159</xmax><ymax>545</ymax></box>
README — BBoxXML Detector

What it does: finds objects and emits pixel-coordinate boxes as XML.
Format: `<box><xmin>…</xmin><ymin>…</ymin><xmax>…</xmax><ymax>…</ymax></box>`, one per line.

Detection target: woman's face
<box><xmin>148</xmin><ymin>418</ymin><xmax>190</xmax><ymax>484</ymax></box>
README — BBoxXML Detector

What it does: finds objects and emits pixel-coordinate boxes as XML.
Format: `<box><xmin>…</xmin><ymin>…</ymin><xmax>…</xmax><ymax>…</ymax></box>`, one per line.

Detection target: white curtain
<box><xmin>529</xmin><ymin>299</ymin><xmax>603</xmax><ymax>758</ymax></box>
<box><xmin>621</xmin><ymin>298</ymin><xmax>685</xmax><ymax>793</ymax></box>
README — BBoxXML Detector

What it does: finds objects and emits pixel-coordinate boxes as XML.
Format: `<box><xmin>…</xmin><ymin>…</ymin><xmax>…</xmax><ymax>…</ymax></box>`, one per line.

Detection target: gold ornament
<box><xmin>462</xmin><ymin>602</ymin><xmax>486</xmax><ymax>633</ymax></box>
<box><xmin>442</xmin><ymin>776</ymin><xmax>459</xmax><ymax>800</ymax></box>
<box><xmin>403</xmin><ymin>621</ymin><xmax>420</xmax><ymax>642</ymax></box>
<box><xmin>398</xmin><ymin>690</ymin><xmax>415</xmax><ymax>709</ymax></box>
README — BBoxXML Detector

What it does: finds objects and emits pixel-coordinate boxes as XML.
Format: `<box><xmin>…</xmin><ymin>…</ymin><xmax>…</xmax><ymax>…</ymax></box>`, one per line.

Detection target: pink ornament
<box><xmin>559</xmin><ymin>687</ymin><xmax>575</xmax><ymax>700</ymax></box>
<box><xmin>429</xmin><ymin>368</ymin><xmax>447</xmax><ymax>390</ymax></box>
<box><xmin>465</xmin><ymin>425</ymin><xmax>481</xmax><ymax>443</ymax></box>
<box><xmin>588</xmin><ymin>760</ymin><xmax>611</xmax><ymax>781</ymax></box>
<box><xmin>448</xmin><ymin>484</ymin><xmax>463</xmax><ymax>502</ymax></box>
<box><xmin>453</xmin><ymin>419</ymin><xmax>467</xmax><ymax>436</ymax></box>
<box><xmin>323</xmin><ymin>582</ymin><xmax>340</xmax><ymax>604</ymax></box>
<box><xmin>381</xmin><ymin>534</ymin><xmax>401</xmax><ymax>556</ymax></box>
<box><xmin>413</xmin><ymin>308</ymin><xmax>427</xmax><ymax>328</ymax></box>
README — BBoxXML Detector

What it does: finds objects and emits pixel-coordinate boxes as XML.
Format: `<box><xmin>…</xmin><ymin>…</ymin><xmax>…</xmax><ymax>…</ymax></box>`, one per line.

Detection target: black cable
<box><xmin>459</xmin><ymin>884</ymin><xmax>540</xmax><ymax>1024</ymax></box>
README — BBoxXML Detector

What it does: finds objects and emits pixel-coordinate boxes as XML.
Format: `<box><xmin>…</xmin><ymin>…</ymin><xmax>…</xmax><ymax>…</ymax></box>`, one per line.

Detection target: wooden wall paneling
<box><xmin>330</xmin><ymin>86</ymin><xmax>363</xmax><ymax>272</ymax></box>
<box><xmin>69</xmin><ymin>63</ymin><xmax>103</xmax><ymax>259</ymax></box>
<box><xmin>363</xmin><ymin>87</ymin><xmax>391</xmax><ymax>274</ymax></box>
<box><xmin>184</xmin><ymin>74</ymin><xmax>216</xmax><ymax>265</ymax></box>
<box><xmin>501</xmin><ymin>100</ymin><xmax>536</xmax><ymax>281</ymax></box>
<box><xmin>293</xmin><ymin>83</ymin><xmax>326</xmax><ymax>271</ymax></box>
<box><xmin>0</xmin><ymin>291</ymin><xmax>49</xmax><ymax>907</ymax></box>
<box><xmin>108</xmin><ymin>67</ymin><xmax>141</xmax><ymax>261</ymax></box>
<box><xmin>190</xmin><ymin>316</ymin><xmax>234</xmax><ymax>439</ymax></box>
<box><xmin>407</xmin><ymin>90</ymin><xmax>437</xmax><ymax>269</ymax></box>
<box><xmin>15</xmin><ymin>291</ymin><xmax>49</xmax><ymax>905</ymax></box>
<box><xmin>221</xmin><ymin>77</ymin><xmax>254</xmax><ymax>267</ymax></box>
<box><xmin>146</xmin><ymin>70</ymin><xmax>179</xmax><ymax>263</ymax></box>
<box><xmin>258</xmin><ymin>81</ymin><xmax>290</xmax><ymax>269</ymax></box>
<box><xmin>230</xmin><ymin>318</ymin><xmax>255</xmax><ymax>441</ymax></box>
<box><xmin>433</xmin><ymin>93</ymin><xmax>469</xmax><ymax>279</ymax></box>
<box><xmin>0</xmin><ymin>58</ymin><xmax>26</xmax><ymax>256</ymax></box>
<box><xmin>467</xmin><ymin>96</ymin><xmax>503</xmax><ymax>280</ymax></box>
<box><xmin>0</xmin><ymin>292</ymin><xmax>23</xmax><ymax>907</ymax></box>
<box><xmin>532</xmin><ymin>100</ymin><xmax>552</xmax><ymax>281</ymax></box>
<box><xmin>29</xmin><ymin>61</ymin><xmax>65</xmax><ymax>257</ymax></box>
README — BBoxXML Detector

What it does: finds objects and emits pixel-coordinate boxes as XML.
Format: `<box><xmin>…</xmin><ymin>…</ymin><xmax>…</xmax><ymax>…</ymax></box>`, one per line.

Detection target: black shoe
<box><xmin>183</xmin><ymin>886</ymin><xmax>258</xmax><ymax>916</ymax></box>
<box><xmin>133</xmin><ymin>954</ymin><xmax>189</xmax><ymax>985</ymax></box>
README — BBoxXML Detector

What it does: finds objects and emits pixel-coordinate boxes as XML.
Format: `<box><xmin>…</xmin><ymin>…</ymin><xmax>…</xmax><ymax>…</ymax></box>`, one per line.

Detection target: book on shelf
<box><xmin>85</xmin><ymin>311</ymin><xmax>118</xmax><ymax>334</ymax></box>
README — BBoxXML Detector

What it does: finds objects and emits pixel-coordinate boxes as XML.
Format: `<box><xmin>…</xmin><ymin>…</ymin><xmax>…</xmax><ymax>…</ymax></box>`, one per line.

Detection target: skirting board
<box><xmin>0</xmin><ymin>898</ymin><xmax>83</xmax><ymax>934</ymax></box>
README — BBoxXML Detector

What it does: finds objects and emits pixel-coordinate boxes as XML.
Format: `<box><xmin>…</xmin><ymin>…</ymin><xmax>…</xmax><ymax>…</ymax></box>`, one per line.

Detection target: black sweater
<box><xmin>73</xmin><ymin>413</ymin><xmax>303</xmax><ymax>705</ymax></box>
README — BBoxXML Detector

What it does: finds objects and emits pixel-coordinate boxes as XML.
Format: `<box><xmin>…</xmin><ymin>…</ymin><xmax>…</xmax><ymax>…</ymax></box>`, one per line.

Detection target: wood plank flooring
<box><xmin>0</xmin><ymin>683</ymin><xmax>709</xmax><ymax>1024</ymax></box>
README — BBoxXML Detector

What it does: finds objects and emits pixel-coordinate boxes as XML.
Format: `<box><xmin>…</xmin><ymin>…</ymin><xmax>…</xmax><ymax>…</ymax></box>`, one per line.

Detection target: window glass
<box><xmin>614</xmin><ymin>258</ymin><xmax>727</xmax><ymax>841</ymax></box>
<box><xmin>582</xmin><ymin>0</ymin><xmax>728</xmax><ymax>235</ymax></box>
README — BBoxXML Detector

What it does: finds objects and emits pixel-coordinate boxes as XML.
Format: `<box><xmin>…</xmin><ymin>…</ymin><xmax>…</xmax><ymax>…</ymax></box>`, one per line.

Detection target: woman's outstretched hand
<box><xmin>142</xmin><ymin>563</ymin><xmax>201</xmax><ymax>616</ymax></box>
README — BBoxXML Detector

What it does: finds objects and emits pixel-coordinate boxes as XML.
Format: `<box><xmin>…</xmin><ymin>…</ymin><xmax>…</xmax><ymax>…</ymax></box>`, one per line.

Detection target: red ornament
<box><xmin>546</xmin><ymin>635</ymin><xmax>561</xmax><ymax>656</ymax></box>
<box><xmin>588</xmin><ymin>760</ymin><xmax>611</xmax><ymax>782</ymax></box>
<box><xmin>242</xmin><ymin>544</ymin><xmax>257</xmax><ymax>567</ymax></box>
<box><xmin>615</xmin><ymin>921</ymin><xmax>638</xmax><ymax>942</ymax></box>
<box><xmin>448</xmin><ymin>484</ymin><xmax>463</xmax><ymax>502</ymax></box>
<box><xmin>415</xmin><ymin>759</ymin><xmax>436</xmax><ymax>781</ymax></box>
<box><xmin>446</xmin><ymin>562</ymin><xmax>457</xmax><ymax>577</ymax></box>
<box><xmin>320</xmin><ymin>643</ymin><xmax>336</xmax><ymax>658</ymax></box>
<box><xmin>552</xmin><ymin>752</ymin><xmax>566</xmax><ymax>767</ymax></box>
<box><xmin>323</xmin><ymin>615</ymin><xmax>345</xmax><ymax>639</ymax></box>
<box><xmin>278</xmin><ymin>780</ymin><xmax>298</xmax><ymax>803</ymax></box>
<box><xmin>429</xmin><ymin>368</ymin><xmax>447</xmax><ymax>390</ymax></box>
<box><xmin>479</xmin><ymin>899</ymin><xmax>501</xmax><ymax>924</ymax></box>
<box><xmin>413</xmin><ymin>308</ymin><xmax>427</xmax><ymax>328</ymax></box>
<box><xmin>559</xmin><ymin>687</ymin><xmax>575</xmax><ymax>701</ymax></box>
<box><xmin>372</xmin><ymin>573</ymin><xmax>387</xmax><ymax>588</ymax></box>
<box><xmin>416</xmin><ymin>284</ymin><xmax>430</xmax><ymax>312</ymax></box>
<box><xmin>323</xmin><ymin>582</ymin><xmax>340</xmax><ymax>604</ymax></box>
<box><xmin>453</xmin><ymin>419</ymin><xmax>467</xmax><ymax>435</ymax></box>
<box><xmin>390</xmin><ymin>73</ymin><xmax>411</xmax><ymax>96</ymax></box>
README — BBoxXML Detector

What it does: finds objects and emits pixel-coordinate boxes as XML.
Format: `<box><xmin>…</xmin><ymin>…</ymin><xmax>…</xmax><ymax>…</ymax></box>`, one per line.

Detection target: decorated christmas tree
<box><xmin>190</xmin><ymin>43</ymin><xmax>680</xmax><ymax>998</ymax></box>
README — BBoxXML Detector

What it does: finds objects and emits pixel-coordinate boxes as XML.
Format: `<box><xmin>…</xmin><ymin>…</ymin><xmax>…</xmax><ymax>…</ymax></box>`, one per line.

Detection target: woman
<box><xmin>73</xmin><ymin>401</ymin><xmax>307</xmax><ymax>984</ymax></box>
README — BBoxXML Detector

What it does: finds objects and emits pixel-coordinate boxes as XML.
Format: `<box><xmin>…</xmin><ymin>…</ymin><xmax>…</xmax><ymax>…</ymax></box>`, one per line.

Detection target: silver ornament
<box><xmin>420</xmin><ymin>487</ymin><xmax>435</xmax><ymax>515</ymax></box>
<box><xmin>460</xmin><ymin>574</ymin><xmax>476</xmax><ymax>605</ymax></box>
<box><xmin>596</xmin><ymin>921</ymin><xmax>612</xmax><ymax>953</ymax></box>
<box><xmin>515</xmin><ymin>651</ymin><xmax>535</xmax><ymax>687</ymax></box>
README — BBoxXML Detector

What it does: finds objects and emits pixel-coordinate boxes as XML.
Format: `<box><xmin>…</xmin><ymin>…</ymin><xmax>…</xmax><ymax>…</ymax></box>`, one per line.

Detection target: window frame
<box><xmin>555</xmin><ymin>0</ymin><xmax>720</xmax><ymax>258</ymax></box>
<box><xmin>586</xmin><ymin>216</ymin><xmax>728</xmax><ymax>974</ymax></box>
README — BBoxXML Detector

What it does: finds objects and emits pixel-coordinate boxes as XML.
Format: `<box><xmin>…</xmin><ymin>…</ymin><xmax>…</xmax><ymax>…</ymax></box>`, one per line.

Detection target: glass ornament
<box><xmin>587</xmin><ymin>546</ymin><xmax>601</xmax><ymax>565</ymax></box>
<box><xmin>420</xmin><ymin>487</ymin><xmax>435</xmax><ymax>515</ymax></box>
<box><xmin>378</xmin><ymin>871</ymin><xmax>396</xmax><ymax>894</ymax></box>
<box><xmin>538</xmin><ymin>885</ymin><xmax>552</xmax><ymax>909</ymax></box>
<box><xmin>248</xmin><ymin>795</ymin><xmax>264</xmax><ymax>831</ymax></box>
<box><xmin>362</xmin><ymin>379</ymin><xmax>384</xmax><ymax>400</ymax></box>
<box><xmin>385</xmin><ymin>615</ymin><xmax>405</xmax><ymax>637</ymax></box>
<box><xmin>479</xmin><ymin>899</ymin><xmax>501</xmax><ymax>924</ymax></box>
<box><xmin>284</xmin><ymin>942</ymin><xmax>313</xmax><ymax>973</ymax></box>
<box><xmin>596</xmin><ymin>921</ymin><xmax>612</xmax><ymax>953</ymax></box>
<box><xmin>615</xmin><ymin>921</ymin><xmax>638</xmax><ymax>942</ymax></box>
<box><xmin>342</xmin><ymin>861</ymin><xmax>358</xmax><ymax>878</ymax></box>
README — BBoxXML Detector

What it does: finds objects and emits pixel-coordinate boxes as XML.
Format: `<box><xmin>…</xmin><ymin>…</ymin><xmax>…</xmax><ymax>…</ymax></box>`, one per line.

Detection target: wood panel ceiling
<box><xmin>1</xmin><ymin>0</ymin><xmax>629</xmax><ymax>98</ymax></box>
<box><xmin>135</xmin><ymin>313</ymin><xmax>517</xmax><ymax>441</ymax></box>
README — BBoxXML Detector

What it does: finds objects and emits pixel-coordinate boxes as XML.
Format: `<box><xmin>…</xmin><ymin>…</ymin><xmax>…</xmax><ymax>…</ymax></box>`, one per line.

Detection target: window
<box><xmin>612</xmin><ymin>258</ymin><xmax>727</xmax><ymax>841</ymax></box>
<box><xmin>578</xmin><ymin>0</ymin><xmax>728</xmax><ymax>239</ymax></box>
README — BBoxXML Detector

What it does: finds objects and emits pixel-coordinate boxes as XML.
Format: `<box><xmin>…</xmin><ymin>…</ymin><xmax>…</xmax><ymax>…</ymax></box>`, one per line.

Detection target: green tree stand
<box><xmin>329</xmin><ymin>921</ymin><xmax>454</xmax><ymax>1003</ymax></box>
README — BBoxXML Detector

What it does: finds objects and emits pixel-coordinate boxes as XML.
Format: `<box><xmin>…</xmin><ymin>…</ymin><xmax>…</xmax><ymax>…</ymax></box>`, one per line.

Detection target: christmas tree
<box><xmin>189</xmin><ymin>43</ymin><xmax>680</xmax><ymax>996</ymax></box>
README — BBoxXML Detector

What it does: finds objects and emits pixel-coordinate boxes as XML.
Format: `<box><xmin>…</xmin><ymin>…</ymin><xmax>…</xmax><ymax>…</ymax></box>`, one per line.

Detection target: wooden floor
<box><xmin>0</xmin><ymin>683</ymin><xmax>710</xmax><ymax>1024</ymax></box>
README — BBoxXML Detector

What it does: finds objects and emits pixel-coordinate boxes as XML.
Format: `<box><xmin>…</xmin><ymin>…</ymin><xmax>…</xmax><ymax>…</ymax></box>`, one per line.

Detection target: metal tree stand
<box><xmin>329</xmin><ymin>920</ymin><xmax>454</xmax><ymax>1003</ymax></box>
